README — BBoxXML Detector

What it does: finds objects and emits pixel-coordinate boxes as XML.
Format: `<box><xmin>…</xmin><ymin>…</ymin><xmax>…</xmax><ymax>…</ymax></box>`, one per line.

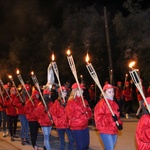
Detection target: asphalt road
<box><xmin>0</xmin><ymin>115</ymin><xmax>138</xmax><ymax>150</ymax></box>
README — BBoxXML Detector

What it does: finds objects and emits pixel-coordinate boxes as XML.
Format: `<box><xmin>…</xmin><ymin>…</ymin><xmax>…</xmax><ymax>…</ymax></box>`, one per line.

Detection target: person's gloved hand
<box><xmin>116</xmin><ymin>124</ymin><xmax>123</xmax><ymax>130</ymax></box>
<box><xmin>22</xmin><ymin>102</ymin><xmax>25</xmax><ymax>106</ymax></box>
<box><xmin>112</xmin><ymin>114</ymin><xmax>118</xmax><ymax>122</ymax></box>
<box><xmin>61</xmin><ymin>102</ymin><xmax>66</xmax><ymax>107</ymax></box>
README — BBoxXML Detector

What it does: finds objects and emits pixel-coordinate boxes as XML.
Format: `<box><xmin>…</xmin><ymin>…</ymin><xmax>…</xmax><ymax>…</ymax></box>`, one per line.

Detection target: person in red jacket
<box><xmin>66</xmin><ymin>83</ymin><xmax>92</xmax><ymax>150</ymax></box>
<box><xmin>1</xmin><ymin>84</ymin><xmax>10</xmax><ymax>137</ymax></box>
<box><xmin>13</xmin><ymin>88</ymin><xmax>30</xmax><ymax>145</ymax></box>
<box><xmin>4</xmin><ymin>87</ymin><xmax>18</xmax><ymax>141</ymax></box>
<box><xmin>24</xmin><ymin>88</ymin><xmax>40</xmax><ymax>150</ymax></box>
<box><xmin>135</xmin><ymin>82</ymin><xmax>147</xmax><ymax>118</ymax></box>
<box><xmin>94</xmin><ymin>84</ymin><xmax>123</xmax><ymax>150</ymax></box>
<box><xmin>52</xmin><ymin>86</ymin><xmax>74</xmax><ymax>150</ymax></box>
<box><xmin>136</xmin><ymin>97</ymin><xmax>150</xmax><ymax>150</ymax></box>
<box><xmin>122</xmin><ymin>81</ymin><xmax>133</xmax><ymax>119</ymax></box>
<box><xmin>35</xmin><ymin>87</ymin><xmax>53</xmax><ymax>150</ymax></box>
<box><xmin>0</xmin><ymin>89</ymin><xmax>4</xmax><ymax>131</ymax></box>
<box><xmin>115</xmin><ymin>81</ymin><xmax>124</xmax><ymax>117</ymax></box>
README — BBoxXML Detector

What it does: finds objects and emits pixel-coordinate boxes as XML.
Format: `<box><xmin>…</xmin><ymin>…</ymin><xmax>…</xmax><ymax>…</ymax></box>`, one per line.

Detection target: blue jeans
<box><xmin>100</xmin><ymin>133</ymin><xmax>117</xmax><ymax>150</ymax></box>
<box><xmin>57</xmin><ymin>128</ymin><xmax>74</xmax><ymax>150</ymax></box>
<box><xmin>72</xmin><ymin>128</ymin><xmax>89</xmax><ymax>150</ymax></box>
<box><xmin>41</xmin><ymin>126</ymin><xmax>52</xmax><ymax>150</ymax></box>
<box><xmin>19</xmin><ymin>114</ymin><xmax>29</xmax><ymax>139</ymax></box>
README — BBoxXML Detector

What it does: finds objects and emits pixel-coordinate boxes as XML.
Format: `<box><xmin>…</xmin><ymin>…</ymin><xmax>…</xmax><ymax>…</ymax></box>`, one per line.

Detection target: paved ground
<box><xmin>0</xmin><ymin>114</ymin><xmax>139</xmax><ymax>150</ymax></box>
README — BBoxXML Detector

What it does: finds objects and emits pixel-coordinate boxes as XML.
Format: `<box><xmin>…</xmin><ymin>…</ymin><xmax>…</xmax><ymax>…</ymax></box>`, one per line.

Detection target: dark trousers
<box><xmin>72</xmin><ymin>128</ymin><xmax>89</xmax><ymax>150</ymax></box>
<box><xmin>28</xmin><ymin>121</ymin><xmax>39</xmax><ymax>147</ymax></box>
<box><xmin>124</xmin><ymin>101</ymin><xmax>133</xmax><ymax>114</ymax></box>
<box><xmin>7</xmin><ymin>115</ymin><xmax>18</xmax><ymax>136</ymax></box>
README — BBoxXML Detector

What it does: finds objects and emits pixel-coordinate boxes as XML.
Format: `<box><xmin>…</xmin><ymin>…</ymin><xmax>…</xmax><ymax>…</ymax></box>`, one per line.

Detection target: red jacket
<box><xmin>66</xmin><ymin>96</ymin><xmax>92</xmax><ymax>130</ymax></box>
<box><xmin>136</xmin><ymin>114</ymin><xmax>150</xmax><ymax>150</ymax></box>
<box><xmin>51</xmin><ymin>99</ymin><xmax>69</xmax><ymax>129</ymax></box>
<box><xmin>24</xmin><ymin>98</ymin><xmax>40</xmax><ymax>121</ymax></box>
<box><xmin>115</xmin><ymin>87</ymin><xmax>123</xmax><ymax>100</ymax></box>
<box><xmin>122</xmin><ymin>87</ymin><xmax>133</xmax><ymax>101</ymax></box>
<box><xmin>4</xmin><ymin>95</ymin><xmax>17</xmax><ymax>116</ymax></box>
<box><xmin>147</xmin><ymin>87</ymin><xmax>150</xmax><ymax>97</ymax></box>
<box><xmin>13</xmin><ymin>96</ymin><xmax>25</xmax><ymax>115</ymax></box>
<box><xmin>89</xmin><ymin>89</ymin><xmax>96</xmax><ymax>101</ymax></box>
<box><xmin>35</xmin><ymin>101</ymin><xmax>53</xmax><ymax>126</ymax></box>
<box><xmin>0</xmin><ymin>97</ymin><xmax>3</xmax><ymax>112</ymax></box>
<box><xmin>94</xmin><ymin>98</ymin><xmax>123</xmax><ymax>134</ymax></box>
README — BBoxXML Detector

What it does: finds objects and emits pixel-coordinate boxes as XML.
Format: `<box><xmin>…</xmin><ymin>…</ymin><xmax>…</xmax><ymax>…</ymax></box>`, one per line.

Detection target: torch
<box><xmin>66</xmin><ymin>48</ymin><xmax>86</xmax><ymax>107</ymax></box>
<box><xmin>8</xmin><ymin>74</ymin><xmax>24</xmax><ymax>103</ymax></box>
<box><xmin>128</xmin><ymin>61</ymin><xmax>150</xmax><ymax>113</ymax></box>
<box><xmin>0</xmin><ymin>77</ymin><xmax>12</xmax><ymax>100</ymax></box>
<box><xmin>31</xmin><ymin>71</ymin><xmax>53</xmax><ymax>121</ymax></box>
<box><xmin>16</xmin><ymin>69</ymin><xmax>34</xmax><ymax>105</ymax></box>
<box><xmin>85</xmin><ymin>53</ymin><xmax>119</xmax><ymax>126</ymax></box>
<box><xmin>51</xmin><ymin>53</ymin><xmax>65</xmax><ymax>103</ymax></box>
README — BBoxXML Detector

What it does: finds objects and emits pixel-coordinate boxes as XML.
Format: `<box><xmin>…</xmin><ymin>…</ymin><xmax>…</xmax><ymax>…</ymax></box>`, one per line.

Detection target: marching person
<box><xmin>24</xmin><ymin>88</ymin><xmax>40</xmax><ymax>150</ymax></box>
<box><xmin>35</xmin><ymin>87</ymin><xmax>53</xmax><ymax>150</ymax></box>
<box><xmin>135</xmin><ymin>81</ymin><xmax>147</xmax><ymax>118</ymax></box>
<box><xmin>115</xmin><ymin>81</ymin><xmax>124</xmax><ymax>117</ymax></box>
<box><xmin>52</xmin><ymin>86</ymin><xmax>74</xmax><ymax>150</ymax></box>
<box><xmin>122</xmin><ymin>81</ymin><xmax>133</xmax><ymax>119</ymax></box>
<box><xmin>136</xmin><ymin>97</ymin><xmax>150</xmax><ymax>150</ymax></box>
<box><xmin>4</xmin><ymin>87</ymin><xmax>18</xmax><ymax>141</ymax></box>
<box><xmin>66</xmin><ymin>83</ymin><xmax>92</xmax><ymax>150</ymax></box>
<box><xmin>1</xmin><ymin>84</ymin><xmax>10</xmax><ymax>137</ymax></box>
<box><xmin>89</xmin><ymin>84</ymin><xmax>96</xmax><ymax>109</ymax></box>
<box><xmin>94</xmin><ymin>84</ymin><xmax>123</xmax><ymax>150</ymax></box>
<box><xmin>13</xmin><ymin>87</ymin><xmax>30</xmax><ymax>145</ymax></box>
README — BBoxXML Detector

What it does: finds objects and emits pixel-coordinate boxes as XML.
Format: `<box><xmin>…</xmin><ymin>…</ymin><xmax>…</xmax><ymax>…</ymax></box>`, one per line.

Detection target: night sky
<box><xmin>0</xmin><ymin>0</ymin><xmax>127</xmax><ymax>52</ymax></box>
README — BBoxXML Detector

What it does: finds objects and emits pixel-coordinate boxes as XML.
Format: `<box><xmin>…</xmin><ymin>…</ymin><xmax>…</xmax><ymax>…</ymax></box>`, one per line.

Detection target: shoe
<box><xmin>11</xmin><ymin>136</ymin><xmax>15</xmax><ymax>141</ymax></box>
<box><xmin>25</xmin><ymin>139</ymin><xmax>30</xmax><ymax>144</ymax></box>
<box><xmin>13</xmin><ymin>135</ymin><xmax>19</xmax><ymax>138</ymax></box>
<box><xmin>21</xmin><ymin>140</ymin><xmax>26</xmax><ymax>145</ymax></box>
<box><xmin>34</xmin><ymin>145</ymin><xmax>39</xmax><ymax>150</ymax></box>
<box><xmin>135</xmin><ymin>115</ymin><xmax>140</xmax><ymax>119</ymax></box>
<box><xmin>3</xmin><ymin>132</ymin><xmax>6</xmax><ymax>137</ymax></box>
<box><xmin>126</xmin><ymin>113</ymin><xmax>132</xmax><ymax>119</ymax></box>
<box><xmin>43</xmin><ymin>146</ymin><xmax>47</xmax><ymax>150</ymax></box>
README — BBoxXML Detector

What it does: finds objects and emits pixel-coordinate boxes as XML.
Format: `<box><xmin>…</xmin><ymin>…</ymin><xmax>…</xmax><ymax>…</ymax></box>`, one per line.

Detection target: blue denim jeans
<box><xmin>57</xmin><ymin>128</ymin><xmax>74</xmax><ymax>150</ymax></box>
<box><xmin>100</xmin><ymin>133</ymin><xmax>117</xmax><ymax>150</ymax></box>
<box><xmin>41</xmin><ymin>126</ymin><xmax>52</xmax><ymax>150</ymax></box>
<box><xmin>72</xmin><ymin>128</ymin><xmax>89</xmax><ymax>150</ymax></box>
<box><xmin>19</xmin><ymin>114</ymin><xmax>29</xmax><ymax>139</ymax></box>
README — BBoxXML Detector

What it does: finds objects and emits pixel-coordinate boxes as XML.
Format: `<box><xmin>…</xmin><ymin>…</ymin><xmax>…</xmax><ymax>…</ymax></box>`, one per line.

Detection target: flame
<box><xmin>85</xmin><ymin>53</ymin><xmax>90</xmax><ymax>63</ymax></box>
<box><xmin>126</xmin><ymin>74</ymin><xmax>128</xmax><ymax>77</ymax></box>
<box><xmin>67</xmin><ymin>49</ymin><xmax>71</xmax><ymax>55</ymax></box>
<box><xmin>52</xmin><ymin>53</ymin><xmax>55</xmax><ymax>61</ymax></box>
<box><xmin>16</xmin><ymin>69</ymin><xmax>20</xmax><ymax>75</ymax></box>
<box><xmin>8</xmin><ymin>75</ymin><xmax>12</xmax><ymax>79</ymax></box>
<box><xmin>129</xmin><ymin>61</ymin><xmax>136</xmax><ymax>68</ymax></box>
<box><xmin>31</xmin><ymin>71</ymin><xmax>34</xmax><ymax>76</ymax></box>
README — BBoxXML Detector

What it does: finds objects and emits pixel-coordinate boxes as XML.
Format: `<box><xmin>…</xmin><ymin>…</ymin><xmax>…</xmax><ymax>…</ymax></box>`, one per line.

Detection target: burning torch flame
<box><xmin>8</xmin><ymin>75</ymin><xmax>12</xmax><ymax>79</ymax></box>
<box><xmin>31</xmin><ymin>71</ymin><xmax>34</xmax><ymax>76</ymax></box>
<box><xmin>16</xmin><ymin>69</ymin><xmax>20</xmax><ymax>75</ymax></box>
<box><xmin>52</xmin><ymin>53</ymin><xmax>55</xmax><ymax>61</ymax></box>
<box><xmin>129</xmin><ymin>61</ymin><xmax>136</xmax><ymax>68</ymax></box>
<box><xmin>67</xmin><ymin>49</ymin><xmax>71</xmax><ymax>56</ymax></box>
<box><xmin>85</xmin><ymin>53</ymin><xmax>90</xmax><ymax>64</ymax></box>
